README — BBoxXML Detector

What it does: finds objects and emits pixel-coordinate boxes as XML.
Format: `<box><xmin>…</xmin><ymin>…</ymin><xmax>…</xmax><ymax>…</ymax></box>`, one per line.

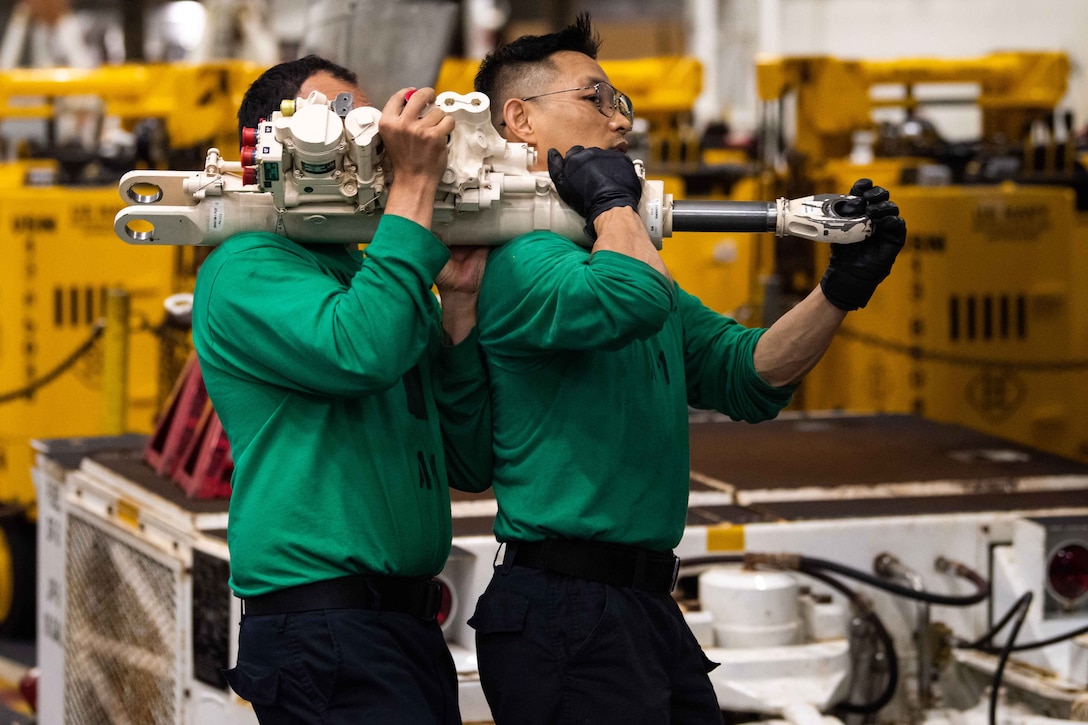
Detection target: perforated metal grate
<box><xmin>65</xmin><ymin>515</ymin><xmax>179</xmax><ymax>724</ymax></box>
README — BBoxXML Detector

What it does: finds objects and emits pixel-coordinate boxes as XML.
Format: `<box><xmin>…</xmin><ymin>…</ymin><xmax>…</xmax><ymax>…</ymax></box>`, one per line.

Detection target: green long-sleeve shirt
<box><xmin>192</xmin><ymin>215</ymin><xmax>491</xmax><ymax>597</ymax></box>
<box><xmin>477</xmin><ymin>231</ymin><xmax>794</xmax><ymax>551</ymax></box>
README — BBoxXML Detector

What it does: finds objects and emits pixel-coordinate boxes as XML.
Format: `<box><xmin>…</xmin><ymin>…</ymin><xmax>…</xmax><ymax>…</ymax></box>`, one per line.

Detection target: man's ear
<box><xmin>501</xmin><ymin>97</ymin><xmax>534</xmax><ymax>143</ymax></box>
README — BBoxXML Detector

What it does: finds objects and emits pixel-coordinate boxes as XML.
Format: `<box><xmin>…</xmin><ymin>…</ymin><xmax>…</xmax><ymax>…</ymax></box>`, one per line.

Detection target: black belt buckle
<box><xmin>420</xmin><ymin>579</ymin><xmax>443</xmax><ymax>622</ymax></box>
<box><xmin>670</xmin><ymin>555</ymin><xmax>680</xmax><ymax>593</ymax></box>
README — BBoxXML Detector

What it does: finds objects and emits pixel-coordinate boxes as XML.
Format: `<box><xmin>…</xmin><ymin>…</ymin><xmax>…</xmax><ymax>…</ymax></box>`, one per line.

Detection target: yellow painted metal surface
<box><xmin>0</xmin><ymin>61</ymin><xmax>262</xmax><ymax>508</ymax></box>
<box><xmin>0</xmin><ymin>61</ymin><xmax>263</xmax><ymax>155</ymax></box>
<box><xmin>749</xmin><ymin>52</ymin><xmax>1088</xmax><ymax>463</ymax></box>
<box><xmin>755</xmin><ymin>52</ymin><xmax>1069</xmax><ymax>163</ymax></box>
<box><xmin>0</xmin><ymin>166</ymin><xmax>178</xmax><ymax>506</ymax></box>
<box><xmin>115</xmin><ymin>498</ymin><xmax>140</xmax><ymax>530</ymax></box>
<box><xmin>801</xmin><ymin>180</ymin><xmax>1088</xmax><ymax>462</ymax></box>
<box><xmin>101</xmin><ymin>290</ymin><xmax>131</xmax><ymax>435</ymax></box>
<box><xmin>706</xmin><ymin>524</ymin><xmax>746</xmax><ymax>552</ymax></box>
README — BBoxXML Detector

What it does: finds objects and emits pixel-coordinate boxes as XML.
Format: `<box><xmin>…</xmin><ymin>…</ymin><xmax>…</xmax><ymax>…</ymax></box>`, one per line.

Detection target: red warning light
<box><xmin>1047</xmin><ymin>543</ymin><xmax>1088</xmax><ymax>602</ymax></box>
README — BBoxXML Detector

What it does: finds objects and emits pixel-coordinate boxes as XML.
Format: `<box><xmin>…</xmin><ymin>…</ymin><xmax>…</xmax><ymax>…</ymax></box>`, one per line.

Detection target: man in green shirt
<box><xmin>192</xmin><ymin>56</ymin><xmax>491</xmax><ymax>724</ymax></box>
<box><xmin>466</xmin><ymin>15</ymin><xmax>906</xmax><ymax>725</ymax></box>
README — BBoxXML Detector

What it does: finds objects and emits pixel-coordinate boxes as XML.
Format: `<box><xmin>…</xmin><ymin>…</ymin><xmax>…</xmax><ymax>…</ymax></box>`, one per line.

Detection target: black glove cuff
<box><xmin>820</xmin><ymin>271</ymin><xmax>876</xmax><ymax>311</ymax></box>
<box><xmin>583</xmin><ymin>198</ymin><xmax>639</xmax><ymax>240</ymax></box>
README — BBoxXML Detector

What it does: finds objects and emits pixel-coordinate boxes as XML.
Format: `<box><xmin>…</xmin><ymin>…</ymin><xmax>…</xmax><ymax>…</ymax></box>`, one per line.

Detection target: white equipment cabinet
<box><xmin>32</xmin><ymin>436</ymin><xmax>250</xmax><ymax>724</ymax></box>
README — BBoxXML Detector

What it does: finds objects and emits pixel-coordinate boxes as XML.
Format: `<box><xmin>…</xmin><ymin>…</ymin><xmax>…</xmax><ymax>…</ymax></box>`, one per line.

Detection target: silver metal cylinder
<box><xmin>670</xmin><ymin>200</ymin><xmax>776</xmax><ymax>233</ymax></box>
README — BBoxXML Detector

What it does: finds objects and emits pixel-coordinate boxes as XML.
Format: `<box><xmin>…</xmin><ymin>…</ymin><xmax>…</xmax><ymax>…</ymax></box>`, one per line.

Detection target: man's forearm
<box><xmin>753</xmin><ymin>287</ymin><xmax>847</xmax><ymax>387</ymax></box>
<box><xmin>440</xmin><ymin>291</ymin><xmax>478</xmax><ymax>345</ymax></box>
<box><xmin>591</xmin><ymin>207</ymin><xmax>671</xmax><ymax>281</ymax></box>
<box><xmin>384</xmin><ymin>175</ymin><xmax>441</xmax><ymax>230</ymax></box>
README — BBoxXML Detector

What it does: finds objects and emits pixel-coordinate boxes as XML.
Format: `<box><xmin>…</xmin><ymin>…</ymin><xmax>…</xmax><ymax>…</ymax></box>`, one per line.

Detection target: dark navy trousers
<box><xmin>225</xmin><ymin>608</ymin><xmax>460</xmax><ymax>724</ymax></box>
<box><xmin>469</xmin><ymin>564</ymin><xmax>723</xmax><ymax>725</ymax></box>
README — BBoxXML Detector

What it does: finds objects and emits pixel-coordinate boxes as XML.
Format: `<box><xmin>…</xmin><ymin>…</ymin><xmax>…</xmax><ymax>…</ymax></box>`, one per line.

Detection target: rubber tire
<box><xmin>0</xmin><ymin>513</ymin><xmax>36</xmax><ymax>640</ymax></box>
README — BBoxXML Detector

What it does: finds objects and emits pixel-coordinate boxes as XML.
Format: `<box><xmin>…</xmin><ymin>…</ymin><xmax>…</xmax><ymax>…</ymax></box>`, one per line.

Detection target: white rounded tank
<box><xmin>698</xmin><ymin>567</ymin><xmax>801</xmax><ymax>648</ymax></box>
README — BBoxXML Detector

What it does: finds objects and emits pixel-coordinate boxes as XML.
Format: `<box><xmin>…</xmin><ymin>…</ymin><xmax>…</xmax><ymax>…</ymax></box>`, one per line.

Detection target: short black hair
<box><xmin>474</xmin><ymin>12</ymin><xmax>601</xmax><ymax>129</ymax></box>
<box><xmin>237</xmin><ymin>55</ymin><xmax>359</xmax><ymax>144</ymax></box>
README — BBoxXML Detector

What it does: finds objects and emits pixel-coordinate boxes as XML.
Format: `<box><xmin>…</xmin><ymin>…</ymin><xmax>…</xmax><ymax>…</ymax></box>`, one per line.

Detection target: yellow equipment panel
<box><xmin>0</xmin><ymin>60</ymin><xmax>263</xmax><ymax>513</ymax></box>
<box><xmin>749</xmin><ymin>52</ymin><xmax>1088</xmax><ymax>463</ymax></box>
<box><xmin>0</xmin><ymin>62</ymin><xmax>263</xmax><ymax>158</ymax></box>
<box><xmin>0</xmin><ymin>163</ymin><xmax>179</xmax><ymax>507</ymax></box>
<box><xmin>801</xmin><ymin>182</ymin><xmax>1088</xmax><ymax>463</ymax></box>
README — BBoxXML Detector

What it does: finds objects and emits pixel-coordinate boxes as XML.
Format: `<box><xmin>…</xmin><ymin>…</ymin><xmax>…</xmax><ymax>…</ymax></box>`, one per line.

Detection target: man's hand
<box><xmin>547</xmin><ymin>146</ymin><xmax>642</xmax><ymax>241</ymax></box>
<box><xmin>435</xmin><ymin>246</ymin><xmax>489</xmax><ymax>296</ymax></box>
<box><xmin>436</xmin><ymin>246</ymin><xmax>489</xmax><ymax>345</ymax></box>
<box><xmin>380</xmin><ymin>87</ymin><xmax>455</xmax><ymax>227</ymax></box>
<box><xmin>819</xmin><ymin>179</ymin><xmax>906</xmax><ymax>311</ymax></box>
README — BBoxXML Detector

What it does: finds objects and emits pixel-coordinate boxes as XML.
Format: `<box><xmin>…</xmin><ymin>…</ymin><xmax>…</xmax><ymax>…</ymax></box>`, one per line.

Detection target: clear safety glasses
<box><xmin>521</xmin><ymin>81</ymin><xmax>634</xmax><ymax>123</ymax></box>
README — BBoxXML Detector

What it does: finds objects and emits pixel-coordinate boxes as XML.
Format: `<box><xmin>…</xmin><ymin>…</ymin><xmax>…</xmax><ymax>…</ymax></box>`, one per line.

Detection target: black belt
<box><xmin>240</xmin><ymin>575</ymin><xmax>442</xmax><ymax>621</ymax></box>
<box><xmin>504</xmin><ymin>539</ymin><xmax>679</xmax><ymax>594</ymax></box>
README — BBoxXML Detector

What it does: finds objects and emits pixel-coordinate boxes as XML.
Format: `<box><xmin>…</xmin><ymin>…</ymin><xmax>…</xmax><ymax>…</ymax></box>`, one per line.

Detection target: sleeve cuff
<box><xmin>370</xmin><ymin>214</ymin><xmax>451</xmax><ymax>277</ymax></box>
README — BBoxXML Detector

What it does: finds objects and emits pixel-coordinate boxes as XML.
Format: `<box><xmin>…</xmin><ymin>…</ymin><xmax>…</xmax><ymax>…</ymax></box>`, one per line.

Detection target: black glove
<box><xmin>819</xmin><ymin>178</ymin><xmax>906</xmax><ymax>311</ymax></box>
<box><xmin>547</xmin><ymin>146</ymin><xmax>642</xmax><ymax>241</ymax></box>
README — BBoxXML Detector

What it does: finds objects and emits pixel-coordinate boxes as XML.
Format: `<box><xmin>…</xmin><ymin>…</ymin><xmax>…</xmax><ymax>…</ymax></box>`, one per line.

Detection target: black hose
<box><xmin>798</xmin><ymin>555</ymin><xmax>989</xmax><ymax>607</ymax></box>
<box><xmin>799</xmin><ymin>567</ymin><xmax>899</xmax><ymax>714</ymax></box>
<box><xmin>1002</xmin><ymin>621</ymin><xmax>1088</xmax><ymax>652</ymax></box>
<box><xmin>987</xmin><ymin>592</ymin><xmax>1032</xmax><ymax>725</ymax></box>
<box><xmin>681</xmin><ymin>550</ymin><xmax>991</xmax><ymax>713</ymax></box>
<box><xmin>959</xmin><ymin>596</ymin><xmax>1027</xmax><ymax>650</ymax></box>
<box><xmin>963</xmin><ymin>613</ymin><xmax>1088</xmax><ymax>653</ymax></box>
<box><xmin>683</xmin><ymin>553</ymin><xmax>989</xmax><ymax>606</ymax></box>
<box><xmin>0</xmin><ymin>322</ymin><xmax>104</xmax><ymax>404</ymax></box>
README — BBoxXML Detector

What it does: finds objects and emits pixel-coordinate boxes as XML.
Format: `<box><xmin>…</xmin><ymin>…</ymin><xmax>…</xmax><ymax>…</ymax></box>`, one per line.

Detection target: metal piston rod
<box><xmin>671</xmin><ymin>200</ymin><xmax>777</xmax><ymax>234</ymax></box>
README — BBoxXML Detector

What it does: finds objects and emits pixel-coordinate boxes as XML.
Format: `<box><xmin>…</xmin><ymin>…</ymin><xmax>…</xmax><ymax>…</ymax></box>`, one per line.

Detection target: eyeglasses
<box><xmin>521</xmin><ymin>81</ymin><xmax>634</xmax><ymax>124</ymax></box>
